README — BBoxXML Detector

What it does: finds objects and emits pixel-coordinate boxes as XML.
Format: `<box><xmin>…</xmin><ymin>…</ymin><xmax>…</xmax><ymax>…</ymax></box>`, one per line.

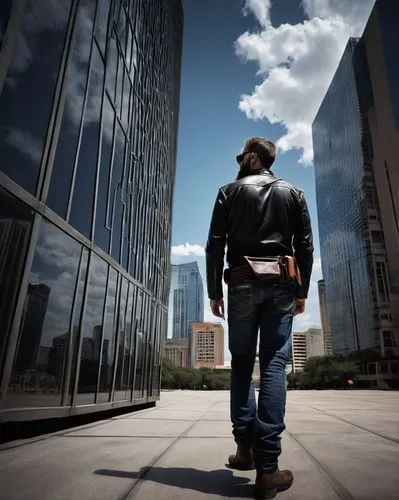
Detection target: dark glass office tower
<box><xmin>313</xmin><ymin>39</ymin><xmax>375</xmax><ymax>359</ymax></box>
<box><xmin>313</xmin><ymin>1</ymin><xmax>399</xmax><ymax>386</ymax></box>
<box><xmin>0</xmin><ymin>0</ymin><xmax>183</xmax><ymax>420</ymax></box>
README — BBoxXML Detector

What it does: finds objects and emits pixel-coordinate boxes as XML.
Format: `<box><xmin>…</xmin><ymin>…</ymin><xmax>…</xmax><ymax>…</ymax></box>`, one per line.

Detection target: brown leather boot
<box><xmin>254</xmin><ymin>467</ymin><xmax>294</xmax><ymax>499</ymax></box>
<box><xmin>227</xmin><ymin>443</ymin><xmax>255</xmax><ymax>470</ymax></box>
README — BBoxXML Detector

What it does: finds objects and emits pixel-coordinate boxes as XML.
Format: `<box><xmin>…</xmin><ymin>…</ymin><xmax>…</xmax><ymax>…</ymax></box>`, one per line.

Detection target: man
<box><xmin>205</xmin><ymin>137</ymin><xmax>313</xmax><ymax>499</ymax></box>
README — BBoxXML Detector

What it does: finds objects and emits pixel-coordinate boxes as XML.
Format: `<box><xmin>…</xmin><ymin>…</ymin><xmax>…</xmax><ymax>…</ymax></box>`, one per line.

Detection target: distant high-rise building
<box><xmin>306</xmin><ymin>328</ymin><xmax>324</xmax><ymax>359</ymax></box>
<box><xmin>169</xmin><ymin>262</ymin><xmax>204</xmax><ymax>339</ymax></box>
<box><xmin>313</xmin><ymin>2</ymin><xmax>399</xmax><ymax>385</ymax></box>
<box><xmin>164</xmin><ymin>339</ymin><xmax>189</xmax><ymax>368</ymax></box>
<box><xmin>292</xmin><ymin>332</ymin><xmax>307</xmax><ymax>372</ymax></box>
<box><xmin>317</xmin><ymin>280</ymin><xmax>333</xmax><ymax>356</ymax></box>
<box><xmin>191</xmin><ymin>322</ymin><xmax>224</xmax><ymax>368</ymax></box>
<box><xmin>292</xmin><ymin>328</ymin><xmax>324</xmax><ymax>372</ymax></box>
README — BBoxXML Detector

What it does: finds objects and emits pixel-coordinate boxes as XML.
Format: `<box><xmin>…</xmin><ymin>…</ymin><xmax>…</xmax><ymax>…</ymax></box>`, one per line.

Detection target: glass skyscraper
<box><xmin>314</xmin><ymin>39</ymin><xmax>374</xmax><ymax>357</ymax></box>
<box><xmin>0</xmin><ymin>0</ymin><xmax>183</xmax><ymax>421</ymax></box>
<box><xmin>168</xmin><ymin>262</ymin><xmax>204</xmax><ymax>340</ymax></box>
<box><xmin>313</xmin><ymin>3</ymin><xmax>399</xmax><ymax>386</ymax></box>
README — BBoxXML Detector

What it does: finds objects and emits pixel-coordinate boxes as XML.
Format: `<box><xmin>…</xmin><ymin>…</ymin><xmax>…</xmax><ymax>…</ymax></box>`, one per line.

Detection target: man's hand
<box><xmin>210</xmin><ymin>299</ymin><xmax>225</xmax><ymax>319</ymax></box>
<box><xmin>294</xmin><ymin>298</ymin><xmax>306</xmax><ymax>316</ymax></box>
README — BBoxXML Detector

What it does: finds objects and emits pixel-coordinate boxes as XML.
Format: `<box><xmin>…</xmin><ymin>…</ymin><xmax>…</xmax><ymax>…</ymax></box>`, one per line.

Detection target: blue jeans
<box><xmin>228</xmin><ymin>280</ymin><xmax>295</xmax><ymax>472</ymax></box>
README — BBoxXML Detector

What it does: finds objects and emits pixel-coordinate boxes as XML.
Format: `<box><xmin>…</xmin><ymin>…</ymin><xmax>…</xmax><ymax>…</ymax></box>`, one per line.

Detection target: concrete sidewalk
<box><xmin>0</xmin><ymin>390</ymin><xmax>398</xmax><ymax>500</ymax></box>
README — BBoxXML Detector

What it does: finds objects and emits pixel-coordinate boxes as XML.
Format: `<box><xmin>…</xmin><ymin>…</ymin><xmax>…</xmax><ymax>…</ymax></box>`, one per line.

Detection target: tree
<box><xmin>287</xmin><ymin>356</ymin><xmax>360</xmax><ymax>390</ymax></box>
<box><xmin>161</xmin><ymin>360</ymin><xmax>231</xmax><ymax>390</ymax></box>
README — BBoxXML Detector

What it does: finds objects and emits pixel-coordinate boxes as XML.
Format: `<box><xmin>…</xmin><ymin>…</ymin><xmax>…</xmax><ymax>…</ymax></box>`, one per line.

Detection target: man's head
<box><xmin>236</xmin><ymin>138</ymin><xmax>277</xmax><ymax>179</ymax></box>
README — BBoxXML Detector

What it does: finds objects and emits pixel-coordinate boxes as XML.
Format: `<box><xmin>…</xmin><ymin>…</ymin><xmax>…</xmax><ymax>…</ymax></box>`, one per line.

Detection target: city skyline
<box><xmin>2</xmin><ymin>0</ymin><xmax>399</xmax><ymax>417</ymax></box>
<box><xmin>171</xmin><ymin>0</ymin><xmax>377</xmax><ymax>347</ymax></box>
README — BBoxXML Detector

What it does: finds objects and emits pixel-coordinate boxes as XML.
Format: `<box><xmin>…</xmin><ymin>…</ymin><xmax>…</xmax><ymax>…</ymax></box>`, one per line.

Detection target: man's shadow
<box><xmin>95</xmin><ymin>466</ymin><xmax>253</xmax><ymax>497</ymax></box>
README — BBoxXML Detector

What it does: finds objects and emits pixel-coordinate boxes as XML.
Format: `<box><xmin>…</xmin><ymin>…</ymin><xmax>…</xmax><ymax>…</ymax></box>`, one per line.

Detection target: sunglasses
<box><xmin>236</xmin><ymin>151</ymin><xmax>251</xmax><ymax>165</ymax></box>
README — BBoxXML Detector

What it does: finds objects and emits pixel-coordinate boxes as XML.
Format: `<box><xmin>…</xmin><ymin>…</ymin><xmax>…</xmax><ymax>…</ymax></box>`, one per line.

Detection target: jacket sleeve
<box><xmin>206</xmin><ymin>188</ymin><xmax>228</xmax><ymax>299</ymax></box>
<box><xmin>293</xmin><ymin>190</ymin><xmax>314</xmax><ymax>299</ymax></box>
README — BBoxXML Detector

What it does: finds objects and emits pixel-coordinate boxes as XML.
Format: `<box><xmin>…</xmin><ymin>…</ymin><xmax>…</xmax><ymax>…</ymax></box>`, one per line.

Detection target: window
<box><xmin>376</xmin><ymin>261</ymin><xmax>389</xmax><ymax>302</ymax></box>
<box><xmin>94</xmin><ymin>95</ymin><xmax>114</xmax><ymax>252</ymax></box>
<box><xmin>69</xmin><ymin>43</ymin><xmax>104</xmax><ymax>238</ymax></box>
<box><xmin>94</xmin><ymin>0</ymin><xmax>111</xmax><ymax>55</ymax></box>
<box><xmin>383</xmin><ymin>330</ymin><xmax>393</xmax><ymax>348</ymax></box>
<box><xmin>380</xmin><ymin>362</ymin><xmax>388</xmax><ymax>374</ymax></box>
<box><xmin>0</xmin><ymin>188</ymin><xmax>33</xmax><ymax>384</ymax></box>
<box><xmin>133</xmin><ymin>289</ymin><xmax>144</xmax><ymax>399</ymax></box>
<box><xmin>66</xmin><ymin>248</ymin><xmax>89</xmax><ymax>405</ymax></box>
<box><xmin>0</xmin><ymin>0</ymin><xmax>13</xmax><ymax>49</ymax></box>
<box><xmin>76</xmin><ymin>253</ymin><xmax>108</xmax><ymax>404</ymax></box>
<box><xmin>6</xmin><ymin>220</ymin><xmax>82</xmax><ymax>408</ymax></box>
<box><xmin>110</xmin><ymin>122</ymin><xmax>126</xmax><ymax>263</ymax></box>
<box><xmin>122</xmin><ymin>284</ymin><xmax>135</xmax><ymax>398</ymax></box>
<box><xmin>365</xmin><ymin>184</ymin><xmax>377</xmax><ymax>210</ymax></box>
<box><xmin>0</xmin><ymin>0</ymin><xmax>72</xmax><ymax>194</ymax></box>
<box><xmin>371</xmin><ymin>230</ymin><xmax>384</xmax><ymax>244</ymax></box>
<box><xmin>97</xmin><ymin>267</ymin><xmax>118</xmax><ymax>403</ymax></box>
<box><xmin>47</xmin><ymin>0</ymin><xmax>96</xmax><ymax>217</ymax></box>
<box><xmin>114</xmin><ymin>277</ymin><xmax>128</xmax><ymax>399</ymax></box>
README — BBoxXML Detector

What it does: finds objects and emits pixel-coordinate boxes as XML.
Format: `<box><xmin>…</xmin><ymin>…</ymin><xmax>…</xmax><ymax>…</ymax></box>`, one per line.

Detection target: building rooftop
<box><xmin>0</xmin><ymin>390</ymin><xmax>398</xmax><ymax>499</ymax></box>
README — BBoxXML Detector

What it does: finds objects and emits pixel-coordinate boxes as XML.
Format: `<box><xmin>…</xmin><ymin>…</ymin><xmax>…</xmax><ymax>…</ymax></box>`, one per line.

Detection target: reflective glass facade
<box><xmin>313</xmin><ymin>40</ymin><xmax>377</xmax><ymax>356</ymax></box>
<box><xmin>168</xmin><ymin>262</ymin><xmax>204</xmax><ymax>340</ymax></box>
<box><xmin>0</xmin><ymin>0</ymin><xmax>183</xmax><ymax>420</ymax></box>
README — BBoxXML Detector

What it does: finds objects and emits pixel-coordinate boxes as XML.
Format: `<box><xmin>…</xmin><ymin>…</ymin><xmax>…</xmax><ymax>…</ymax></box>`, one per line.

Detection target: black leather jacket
<box><xmin>206</xmin><ymin>168</ymin><xmax>314</xmax><ymax>299</ymax></box>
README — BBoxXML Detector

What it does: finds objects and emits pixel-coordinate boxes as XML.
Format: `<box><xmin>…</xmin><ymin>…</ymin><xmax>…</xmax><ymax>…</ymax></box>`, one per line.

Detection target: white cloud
<box><xmin>171</xmin><ymin>243</ymin><xmax>205</xmax><ymax>257</ymax></box>
<box><xmin>235</xmin><ymin>0</ymin><xmax>375</xmax><ymax>164</ymax></box>
<box><xmin>293</xmin><ymin>312</ymin><xmax>316</xmax><ymax>331</ymax></box>
<box><xmin>243</xmin><ymin>0</ymin><xmax>272</xmax><ymax>27</ymax></box>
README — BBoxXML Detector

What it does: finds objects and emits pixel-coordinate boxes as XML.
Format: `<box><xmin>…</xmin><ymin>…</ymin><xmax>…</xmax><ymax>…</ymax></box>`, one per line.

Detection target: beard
<box><xmin>235</xmin><ymin>164</ymin><xmax>252</xmax><ymax>180</ymax></box>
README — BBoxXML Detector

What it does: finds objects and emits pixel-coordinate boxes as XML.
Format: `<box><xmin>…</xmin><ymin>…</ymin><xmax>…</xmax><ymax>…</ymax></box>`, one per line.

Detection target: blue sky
<box><xmin>170</xmin><ymin>0</ymin><xmax>376</xmax><ymax>360</ymax></box>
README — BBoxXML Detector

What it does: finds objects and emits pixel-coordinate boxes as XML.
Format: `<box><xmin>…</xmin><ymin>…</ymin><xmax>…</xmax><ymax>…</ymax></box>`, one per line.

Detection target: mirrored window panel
<box><xmin>97</xmin><ymin>266</ymin><xmax>118</xmax><ymax>403</ymax></box>
<box><xmin>123</xmin><ymin>283</ymin><xmax>135</xmax><ymax>400</ymax></box>
<box><xmin>76</xmin><ymin>253</ymin><xmax>108</xmax><ymax>405</ymax></box>
<box><xmin>94</xmin><ymin>95</ymin><xmax>115</xmax><ymax>253</ymax></box>
<box><xmin>0</xmin><ymin>0</ymin><xmax>72</xmax><ymax>194</ymax></box>
<box><xmin>66</xmin><ymin>247</ymin><xmax>89</xmax><ymax>406</ymax></box>
<box><xmin>114</xmin><ymin>277</ymin><xmax>128</xmax><ymax>400</ymax></box>
<box><xmin>6</xmin><ymin>220</ymin><xmax>82</xmax><ymax>408</ymax></box>
<box><xmin>0</xmin><ymin>0</ymin><xmax>13</xmax><ymax>49</ymax></box>
<box><xmin>0</xmin><ymin>187</ymin><xmax>34</xmax><ymax>387</ymax></box>
<box><xmin>69</xmin><ymin>43</ymin><xmax>104</xmax><ymax>238</ymax></box>
<box><xmin>94</xmin><ymin>0</ymin><xmax>111</xmax><ymax>56</ymax></box>
<box><xmin>133</xmin><ymin>289</ymin><xmax>144</xmax><ymax>399</ymax></box>
<box><xmin>47</xmin><ymin>0</ymin><xmax>96</xmax><ymax>219</ymax></box>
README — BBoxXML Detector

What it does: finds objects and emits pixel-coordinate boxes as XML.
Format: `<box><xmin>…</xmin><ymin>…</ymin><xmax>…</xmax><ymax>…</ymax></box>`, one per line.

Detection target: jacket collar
<box><xmin>251</xmin><ymin>167</ymin><xmax>276</xmax><ymax>177</ymax></box>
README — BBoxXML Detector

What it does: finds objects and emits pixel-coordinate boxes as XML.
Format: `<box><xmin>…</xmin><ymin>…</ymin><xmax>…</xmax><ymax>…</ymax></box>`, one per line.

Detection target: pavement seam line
<box><xmin>117</xmin><ymin>399</ymin><xmax>223</xmax><ymax>500</ymax></box>
<box><xmin>309</xmin><ymin>406</ymin><xmax>399</xmax><ymax>445</ymax></box>
<box><xmin>285</xmin><ymin>429</ymin><xmax>355</xmax><ymax>500</ymax></box>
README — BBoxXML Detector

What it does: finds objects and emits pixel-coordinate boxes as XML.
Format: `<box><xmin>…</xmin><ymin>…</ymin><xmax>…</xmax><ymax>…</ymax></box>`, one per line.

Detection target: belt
<box><xmin>224</xmin><ymin>255</ymin><xmax>301</xmax><ymax>287</ymax></box>
<box><xmin>224</xmin><ymin>262</ymin><xmax>283</xmax><ymax>286</ymax></box>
